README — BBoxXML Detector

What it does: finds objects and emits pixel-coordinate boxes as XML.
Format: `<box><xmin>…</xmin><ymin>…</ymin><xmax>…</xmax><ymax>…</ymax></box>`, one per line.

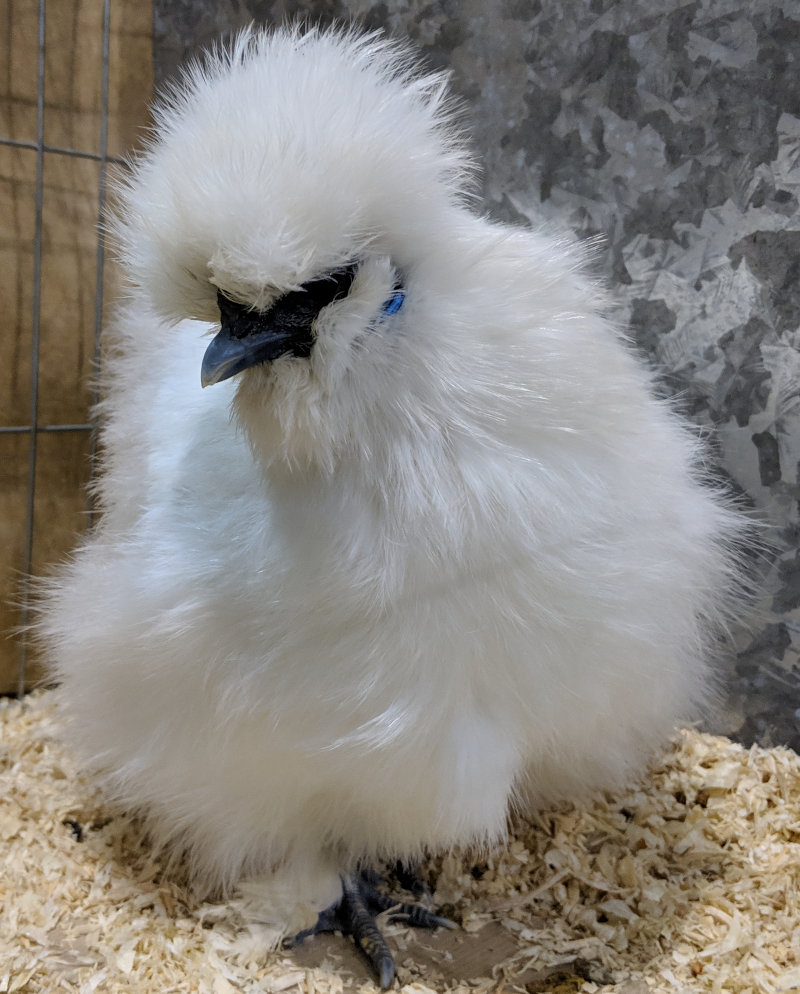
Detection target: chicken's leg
<box><xmin>290</xmin><ymin>869</ymin><xmax>455</xmax><ymax>987</ymax></box>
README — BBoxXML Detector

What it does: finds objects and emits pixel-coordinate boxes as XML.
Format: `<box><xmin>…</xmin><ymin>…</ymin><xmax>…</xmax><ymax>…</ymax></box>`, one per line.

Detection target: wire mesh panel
<box><xmin>0</xmin><ymin>0</ymin><xmax>153</xmax><ymax>693</ymax></box>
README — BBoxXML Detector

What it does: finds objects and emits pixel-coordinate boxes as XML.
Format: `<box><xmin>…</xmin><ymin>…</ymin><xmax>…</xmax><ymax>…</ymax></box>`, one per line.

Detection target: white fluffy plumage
<box><xmin>40</xmin><ymin>25</ymin><xmax>745</xmax><ymax>941</ymax></box>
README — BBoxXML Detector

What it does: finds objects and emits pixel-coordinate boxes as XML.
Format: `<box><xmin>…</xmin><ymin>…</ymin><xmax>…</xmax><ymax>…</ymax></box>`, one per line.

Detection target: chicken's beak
<box><xmin>201</xmin><ymin>290</ymin><xmax>315</xmax><ymax>388</ymax></box>
<box><xmin>201</xmin><ymin>322</ymin><xmax>309</xmax><ymax>387</ymax></box>
<box><xmin>202</xmin><ymin>267</ymin><xmax>360</xmax><ymax>387</ymax></box>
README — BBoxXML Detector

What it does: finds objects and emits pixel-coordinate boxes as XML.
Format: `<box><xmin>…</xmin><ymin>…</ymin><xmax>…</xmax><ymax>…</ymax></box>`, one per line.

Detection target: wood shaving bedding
<box><xmin>1</xmin><ymin>691</ymin><xmax>798</xmax><ymax>994</ymax></box>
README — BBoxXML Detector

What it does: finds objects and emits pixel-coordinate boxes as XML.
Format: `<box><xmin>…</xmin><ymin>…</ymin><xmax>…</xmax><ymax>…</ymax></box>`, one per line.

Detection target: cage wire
<box><xmin>1</xmin><ymin>0</ymin><xmax>121</xmax><ymax>695</ymax></box>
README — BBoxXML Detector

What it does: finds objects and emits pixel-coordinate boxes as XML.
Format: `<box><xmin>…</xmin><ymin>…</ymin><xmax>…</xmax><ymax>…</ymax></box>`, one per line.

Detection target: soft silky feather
<box><xmin>39</xmin><ymin>26</ymin><xmax>747</xmax><ymax>933</ymax></box>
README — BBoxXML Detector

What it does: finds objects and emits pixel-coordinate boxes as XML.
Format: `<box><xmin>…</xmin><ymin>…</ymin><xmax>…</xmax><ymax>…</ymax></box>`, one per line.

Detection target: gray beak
<box><xmin>201</xmin><ymin>321</ymin><xmax>310</xmax><ymax>387</ymax></box>
<box><xmin>202</xmin><ymin>267</ymin><xmax>358</xmax><ymax>387</ymax></box>
<box><xmin>201</xmin><ymin>288</ymin><xmax>317</xmax><ymax>387</ymax></box>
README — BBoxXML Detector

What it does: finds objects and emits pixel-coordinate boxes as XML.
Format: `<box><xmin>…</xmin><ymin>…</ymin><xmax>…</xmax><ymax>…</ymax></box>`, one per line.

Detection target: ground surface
<box><xmin>2</xmin><ymin>691</ymin><xmax>799</xmax><ymax>993</ymax></box>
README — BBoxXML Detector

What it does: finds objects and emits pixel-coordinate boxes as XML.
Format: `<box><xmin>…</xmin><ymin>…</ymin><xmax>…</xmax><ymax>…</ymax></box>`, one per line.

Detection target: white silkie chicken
<box><xmin>40</xmin><ymin>25</ymin><xmax>745</xmax><ymax>986</ymax></box>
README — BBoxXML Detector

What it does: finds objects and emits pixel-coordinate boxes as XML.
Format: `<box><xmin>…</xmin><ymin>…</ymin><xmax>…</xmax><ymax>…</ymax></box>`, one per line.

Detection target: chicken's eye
<box><xmin>294</xmin><ymin>263</ymin><xmax>359</xmax><ymax>312</ymax></box>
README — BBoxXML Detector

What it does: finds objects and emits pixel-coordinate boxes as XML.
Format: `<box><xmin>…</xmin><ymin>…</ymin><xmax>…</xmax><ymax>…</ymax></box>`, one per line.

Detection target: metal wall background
<box><xmin>4</xmin><ymin>1</ymin><xmax>798</xmax><ymax>752</ymax></box>
<box><xmin>156</xmin><ymin>0</ymin><xmax>800</xmax><ymax>752</ymax></box>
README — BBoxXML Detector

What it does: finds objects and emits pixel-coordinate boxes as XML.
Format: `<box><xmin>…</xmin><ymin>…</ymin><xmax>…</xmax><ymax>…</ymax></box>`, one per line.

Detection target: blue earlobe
<box><xmin>381</xmin><ymin>290</ymin><xmax>405</xmax><ymax>316</ymax></box>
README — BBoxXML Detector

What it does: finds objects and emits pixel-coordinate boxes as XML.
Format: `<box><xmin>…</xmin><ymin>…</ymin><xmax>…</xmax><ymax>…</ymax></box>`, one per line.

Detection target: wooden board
<box><xmin>0</xmin><ymin>0</ymin><xmax>153</xmax><ymax>692</ymax></box>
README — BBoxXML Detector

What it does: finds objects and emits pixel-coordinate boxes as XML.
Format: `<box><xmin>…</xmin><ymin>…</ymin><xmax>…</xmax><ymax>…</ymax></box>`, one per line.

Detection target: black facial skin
<box><xmin>201</xmin><ymin>264</ymin><xmax>359</xmax><ymax>387</ymax></box>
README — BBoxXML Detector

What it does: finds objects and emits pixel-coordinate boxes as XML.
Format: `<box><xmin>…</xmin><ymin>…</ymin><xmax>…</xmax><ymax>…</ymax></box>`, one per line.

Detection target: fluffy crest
<box><xmin>112</xmin><ymin>25</ymin><xmax>473</xmax><ymax>323</ymax></box>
